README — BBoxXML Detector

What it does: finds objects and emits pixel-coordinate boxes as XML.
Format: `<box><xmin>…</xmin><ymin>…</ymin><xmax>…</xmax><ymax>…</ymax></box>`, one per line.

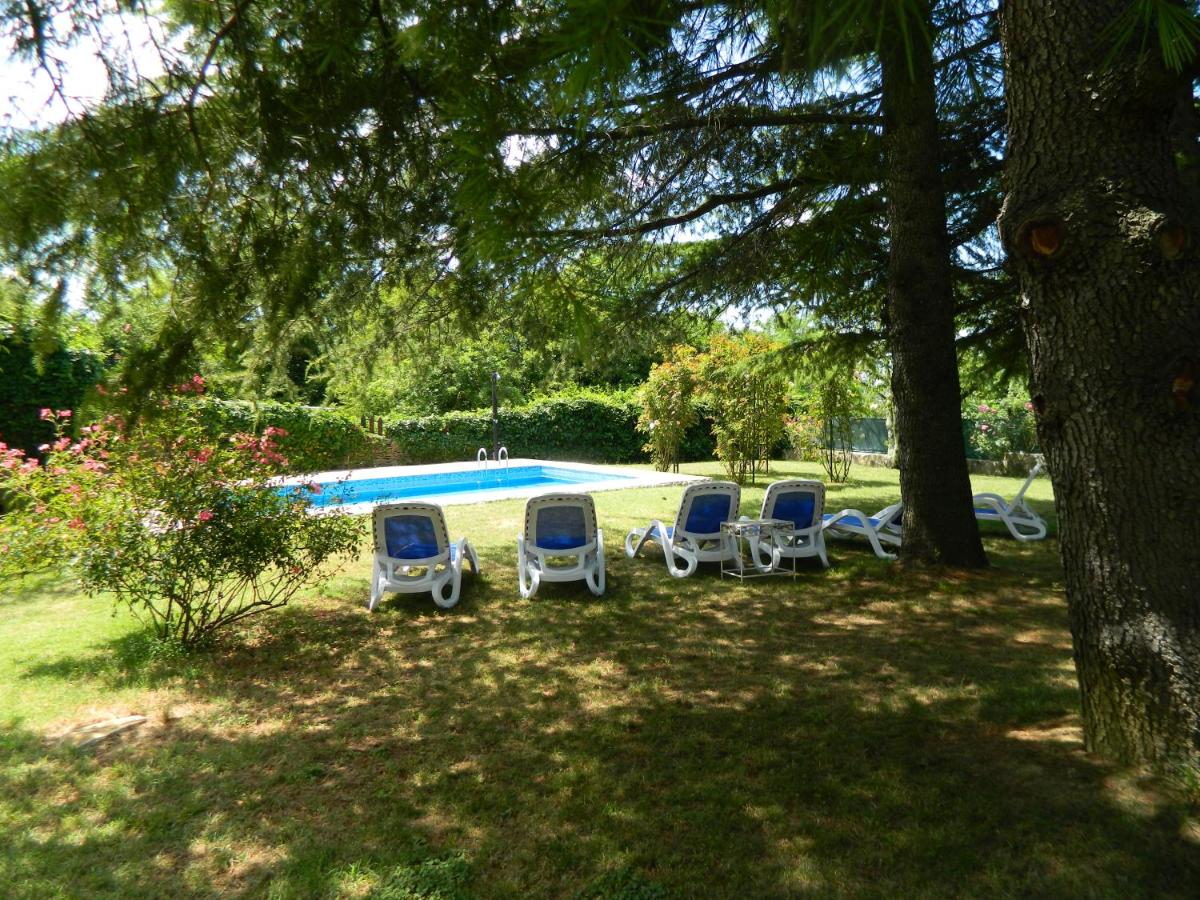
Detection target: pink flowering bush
<box><xmin>0</xmin><ymin>400</ymin><xmax>362</xmax><ymax>647</ymax></box>
<box><xmin>965</xmin><ymin>394</ymin><xmax>1039</xmax><ymax>460</ymax></box>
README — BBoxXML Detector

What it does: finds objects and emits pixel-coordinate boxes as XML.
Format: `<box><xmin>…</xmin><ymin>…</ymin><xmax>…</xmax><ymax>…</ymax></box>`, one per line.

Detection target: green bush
<box><xmin>637</xmin><ymin>345</ymin><xmax>699</xmax><ymax>472</ymax></box>
<box><xmin>694</xmin><ymin>334</ymin><xmax>790</xmax><ymax>485</ymax></box>
<box><xmin>0</xmin><ymin>410</ymin><xmax>363</xmax><ymax>647</ymax></box>
<box><xmin>962</xmin><ymin>393</ymin><xmax>1039</xmax><ymax>460</ymax></box>
<box><xmin>0</xmin><ymin>328</ymin><xmax>103</xmax><ymax>456</ymax></box>
<box><xmin>181</xmin><ymin>398</ymin><xmax>375</xmax><ymax>473</ymax></box>
<box><xmin>381</xmin><ymin>387</ymin><xmax>715</xmax><ymax>465</ymax></box>
<box><xmin>385</xmin><ymin>389</ymin><xmax>645</xmax><ymax>464</ymax></box>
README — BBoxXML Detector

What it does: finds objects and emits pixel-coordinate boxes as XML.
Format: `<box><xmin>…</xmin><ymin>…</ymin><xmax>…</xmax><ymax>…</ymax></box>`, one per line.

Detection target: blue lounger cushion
<box><xmin>385</xmin><ymin>515</ymin><xmax>441</xmax><ymax>559</ymax></box>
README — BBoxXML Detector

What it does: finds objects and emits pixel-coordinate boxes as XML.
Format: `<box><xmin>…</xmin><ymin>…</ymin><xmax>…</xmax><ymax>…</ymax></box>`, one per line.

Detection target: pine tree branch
<box><xmin>542</xmin><ymin>176</ymin><xmax>810</xmax><ymax>238</ymax></box>
<box><xmin>508</xmin><ymin>109</ymin><xmax>877</xmax><ymax>141</ymax></box>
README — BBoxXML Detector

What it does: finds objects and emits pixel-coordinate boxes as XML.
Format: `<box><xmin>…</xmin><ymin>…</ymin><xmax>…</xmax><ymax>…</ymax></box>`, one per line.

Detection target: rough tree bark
<box><xmin>880</xmin><ymin>4</ymin><xmax>988</xmax><ymax>567</ymax></box>
<box><xmin>999</xmin><ymin>1</ymin><xmax>1200</xmax><ymax>764</ymax></box>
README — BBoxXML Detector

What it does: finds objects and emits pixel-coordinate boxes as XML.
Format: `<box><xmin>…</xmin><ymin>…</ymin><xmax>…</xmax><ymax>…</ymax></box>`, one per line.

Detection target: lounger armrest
<box><xmin>822</xmin><ymin>508</ymin><xmax>869</xmax><ymax>531</ymax></box>
<box><xmin>972</xmin><ymin>492</ymin><xmax>1008</xmax><ymax>509</ymax></box>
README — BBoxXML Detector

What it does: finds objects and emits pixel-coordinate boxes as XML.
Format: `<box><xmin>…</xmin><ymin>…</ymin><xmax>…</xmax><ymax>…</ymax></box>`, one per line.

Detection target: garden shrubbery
<box><xmin>384</xmin><ymin>388</ymin><xmax>717</xmax><ymax>464</ymax></box>
<box><xmin>962</xmin><ymin>390</ymin><xmax>1039</xmax><ymax>460</ymax></box>
<box><xmin>181</xmin><ymin>397</ymin><xmax>377</xmax><ymax>473</ymax></box>
<box><xmin>0</xmin><ymin>402</ymin><xmax>363</xmax><ymax>647</ymax></box>
<box><xmin>0</xmin><ymin>327</ymin><xmax>103</xmax><ymax>457</ymax></box>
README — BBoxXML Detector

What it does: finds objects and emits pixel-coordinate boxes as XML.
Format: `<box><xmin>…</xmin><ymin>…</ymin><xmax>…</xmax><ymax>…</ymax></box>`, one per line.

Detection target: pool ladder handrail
<box><xmin>497</xmin><ymin>446</ymin><xmax>509</xmax><ymax>470</ymax></box>
<box><xmin>476</xmin><ymin>447</ymin><xmax>489</xmax><ymax>471</ymax></box>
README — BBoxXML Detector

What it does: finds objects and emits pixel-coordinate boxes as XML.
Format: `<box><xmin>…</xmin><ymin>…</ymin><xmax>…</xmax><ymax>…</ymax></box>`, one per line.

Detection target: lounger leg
<box><xmin>586</xmin><ymin>530</ymin><xmax>606</xmax><ymax>596</ymax></box>
<box><xmin>862</xmin><ymin>528</ymin><xmax>897</xmax><ymax>560</ymax></box>
<box><xmin>368</xmin><ymin>562</ymin><xmax>385</xmax><ymax>611</ymax></box>
<box><xmin>816</xmin><ymin>532</ymin><xmax>830</xmax><ymax>568</ymax></box>
<box><xmin>432</xmin><ymin>568</ymin><xmax>460</xmax><ymax>609</ymax></box>
<box><xmin>666</xmin><ymin>537</ymin><xmax>698</xmax><ymax>578</ymax></box>
<box><xmin>625</xmin><ymin>524</ymin><xmax>658</xmax><ymax>558</ymax></box>
<box><xmin>461</xmin><ymin>538</ymin><xmax>480</xmax><ymax>574</ymax></box>
<box><xmin>748</xmin><ymin>536</ymin><xmax>776</xmax><ymax>573</ymax></box>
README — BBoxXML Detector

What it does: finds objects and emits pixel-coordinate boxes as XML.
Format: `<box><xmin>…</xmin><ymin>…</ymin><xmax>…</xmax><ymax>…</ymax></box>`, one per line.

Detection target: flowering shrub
<box><xmin>0</xmin><ymin>399</ymin><xmax>363</xmax><ymax>647</ymax></box>
<box><xmin>637</xmin><ymin>346</ymin><xmax>699</xmax><ymax>472</ymax></box>
<box><xmin>966</xmin><ymin>395</ymin><xmax>1039</xmax><ymax>460</ymax></box>
<box><xmin>692</xmin><ymin>334</ymin><xmax>790</xmax><ymax>485</ymax></box>
<box><xmin>783</xmin><ymin>414</ymin><xmax>824</xmax><ymax>463</ymax></box>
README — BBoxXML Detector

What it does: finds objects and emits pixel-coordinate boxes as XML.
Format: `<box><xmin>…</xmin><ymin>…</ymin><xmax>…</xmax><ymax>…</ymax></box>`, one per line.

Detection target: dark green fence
<box><xmin>851</xmin><ymin>417</ymin><xmax>889</xmax><ymax>454</ymax></box>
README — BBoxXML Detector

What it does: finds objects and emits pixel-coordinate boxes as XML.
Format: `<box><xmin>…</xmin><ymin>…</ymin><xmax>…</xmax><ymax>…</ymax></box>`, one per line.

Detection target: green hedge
<box><xmin>181</xmin><ymin>399</ymin><xmax>375</xmax><ymax>474</ymax></box>
<box><xmin>177</xmin><ymin>391</ymin><xmax>720</xmax><ymax>472</ymax></box>
<box><xmin>385</xmin><ymin>392</ymin><xmax>716</xmax><ymax>465</ymax></box>
<box><xmin>0</xmin><ymin>331</ymin><xmax>103</xmax><ymax>456</ymax></box>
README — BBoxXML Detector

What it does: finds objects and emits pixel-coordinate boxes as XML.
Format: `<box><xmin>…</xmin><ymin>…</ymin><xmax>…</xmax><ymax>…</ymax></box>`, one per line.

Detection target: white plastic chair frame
<box><xmin>369</xmin><ymin>501</ymin><xmax>479</xmax><ymax>610</ymax></box>
<box><xmin>517</xmin><ymin>493</ymin><xmax>605</xmax><ymax>598</ymax></box>
<box><xmin>624</xmin><ymin>481</ymin><xmax>743</xmax><ymax>578</ymax></box>
<box><xmin>973</xmin><ymin>461</ymin><xmax>1048</xmax><ymax>541</ymax></box>
<box><xmin>822</xmin><ymin>502</ymin><xmax>904</xmax><ymax>560</ymax></box>
<box><xmin>746</xmin><ymin>479</ymin><xmax>830</xmax><ymax>571</ymax></box>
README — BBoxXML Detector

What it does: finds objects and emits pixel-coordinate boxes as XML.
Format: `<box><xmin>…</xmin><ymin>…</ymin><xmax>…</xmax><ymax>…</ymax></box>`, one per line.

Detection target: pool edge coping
<box><xmin>276</xmin><ymin>458</ymin><xmax>708</xmax><ymax>513</ymax></box>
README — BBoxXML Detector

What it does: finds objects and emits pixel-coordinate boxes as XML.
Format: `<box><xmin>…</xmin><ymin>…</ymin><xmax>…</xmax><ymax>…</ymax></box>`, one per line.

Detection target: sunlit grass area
<box><xmin>2</xmin><ymin>461</ymin><xmax>1197</xmax><ymax>897</ymax></box>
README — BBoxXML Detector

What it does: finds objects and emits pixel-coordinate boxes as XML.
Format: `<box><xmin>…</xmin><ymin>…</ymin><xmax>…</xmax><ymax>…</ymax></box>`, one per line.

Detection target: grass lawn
<box><xmin>2</xmin><ymin>460</ymin><xmax>1197</xmax><ymax>898</ymax></box>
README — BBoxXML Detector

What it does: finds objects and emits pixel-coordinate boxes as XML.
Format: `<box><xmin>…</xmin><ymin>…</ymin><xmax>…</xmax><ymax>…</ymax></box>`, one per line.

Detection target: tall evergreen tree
<box><xmin>998</xmin><ymin>0</ymin><xmax>1200</xmax><ymax>763</ymax></box>
<box><xmin>0</xmin><ymin>1</ymin><xmax>1008</xmax><ymax>568</ymax></box>
<box><xmin>878</xmin><ymin>0</ymin><xmax>987</xmax><ymax>565</ymax></box>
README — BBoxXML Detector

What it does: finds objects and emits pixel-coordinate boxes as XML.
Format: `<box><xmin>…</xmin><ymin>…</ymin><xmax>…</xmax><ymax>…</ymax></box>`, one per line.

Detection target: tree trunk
<box><xmin>998</xmin><ymin>1</ymin><xmax>1200</xmax><ymax>764</ymax></box>
<box><xmin>880</xmin><ymin>5</ymin><xmax>988</xmax><ymax>567</ymax></box>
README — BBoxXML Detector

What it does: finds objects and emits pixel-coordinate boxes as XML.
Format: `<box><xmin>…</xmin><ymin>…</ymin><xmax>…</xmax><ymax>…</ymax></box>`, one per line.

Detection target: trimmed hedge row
<box><xmin>385</xmin><ymin>393</ymin><xmax>716</xmax><ymax>465</ymax></box>
<box><xmin>177</xmin><ymin>392</ymin><xmax>719</xmax><ymax>472</ymax></box>
<box><xmin>182</xmin><ymin>399</ymin><xmax>376</xmax><ymax>473</ymax></box>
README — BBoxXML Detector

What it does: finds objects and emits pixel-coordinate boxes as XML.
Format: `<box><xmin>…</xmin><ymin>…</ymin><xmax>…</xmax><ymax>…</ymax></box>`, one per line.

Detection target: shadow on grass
<box><xmin>18</xmin><ymin>627</ymin><xmax>203</xmax><ymax>690</ymax></box>
<box><xmin>4</xmin><ymin>533</ymin><xmax>1197</xmax><ymax>898</ymax></box>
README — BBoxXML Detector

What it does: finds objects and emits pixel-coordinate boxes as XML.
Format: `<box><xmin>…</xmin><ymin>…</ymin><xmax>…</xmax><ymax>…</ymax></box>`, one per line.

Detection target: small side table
<box><xmin>720</xmin><ymin>518</ymin><xmax>798</xmax><ymax>579</ymax></box>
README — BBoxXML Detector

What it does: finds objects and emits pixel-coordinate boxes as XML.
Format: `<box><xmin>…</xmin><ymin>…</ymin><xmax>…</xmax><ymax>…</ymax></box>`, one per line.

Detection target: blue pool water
<box><xmin>285</xmin><ymin>465</ymin><xmax>633</xmax><ymax>508</ymax></box>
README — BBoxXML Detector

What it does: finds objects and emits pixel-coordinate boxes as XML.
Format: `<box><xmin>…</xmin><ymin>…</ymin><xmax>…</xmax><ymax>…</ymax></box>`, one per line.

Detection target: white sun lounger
<box><xmin>973</xmin><ymin>462</ymin><xmax>1048</xmax><ymax>541</ymax></box>
<box><xmin>369</xmin><ymin>502</ymin><xmax>479</xmax><ymax>610</ymax></box>
<box><xmin>518</xmin><ymin>493</ymin><xmax>605</xmax><ymax>598</ymax></box>
<box><xmin>746</xmin><ymin>479</ymin><xmax>830</xmax><ymax>570</ymax></box>
<box><xmin>625</xmin><ymin>481</ymin><xmax>742</xmax><ymax>578</ymax></box>
<box><xmin>821</xmin><ymin>502</ymin><xmax>904</xmax><ymax>560</ymax></box>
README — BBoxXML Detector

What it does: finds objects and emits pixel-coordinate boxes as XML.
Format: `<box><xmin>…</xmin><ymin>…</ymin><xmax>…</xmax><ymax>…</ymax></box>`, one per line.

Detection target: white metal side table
<box><xmin>720</xmin><ymin>518</ymin><xmax>798</xmax><ymax>579</ymax></box>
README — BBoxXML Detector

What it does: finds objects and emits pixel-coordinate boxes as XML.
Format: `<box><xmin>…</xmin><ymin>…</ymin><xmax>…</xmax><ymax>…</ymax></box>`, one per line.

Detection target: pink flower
<box><xmin>38</xmin><ymin>444</ymin><xmax>50</xmax><ymax>452</ymax></box>
<box><xmin>980</xmin><ymin>423</ymin><xmax>991</xmax><ymax>432</ymax></box>
<box><xmin>1024</xmin><ymin>401</ymin><xmax>1034</xmax><ymax>411</ymax></box>
<box><xmin>39</xmin><ymin>408</ymin><xmax>53</xmax><ymax>420</ymax></box>
<box><xmin>53</xmin><ymin>438</ymin><xmax>71</xmax><ymax>452</ymax></box>
<box><xmin>67</xmin><ymin>517</ymin><xmax>86</xmax><ymax>530</ymax></box>
<box><xmin>57</xmin><ymin>409</ymin><xmax>72</xmax><ymax>419</ymax></box>
<box><xmin>47</xmin><ymin>517</ymin><xmax>61</xmax><ymax>525</ymax></box>
<box><xmin>198</xmin><ymin>510</ymin><xmax>214</xmax><ymax>522</ymax></box>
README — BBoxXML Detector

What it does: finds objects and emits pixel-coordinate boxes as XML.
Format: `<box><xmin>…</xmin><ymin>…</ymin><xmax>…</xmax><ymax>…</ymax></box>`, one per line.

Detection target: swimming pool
<box><xmin>277</xmin><ymin>458</ymin><xmax>702</xmax><ymax>512</ymax></box>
